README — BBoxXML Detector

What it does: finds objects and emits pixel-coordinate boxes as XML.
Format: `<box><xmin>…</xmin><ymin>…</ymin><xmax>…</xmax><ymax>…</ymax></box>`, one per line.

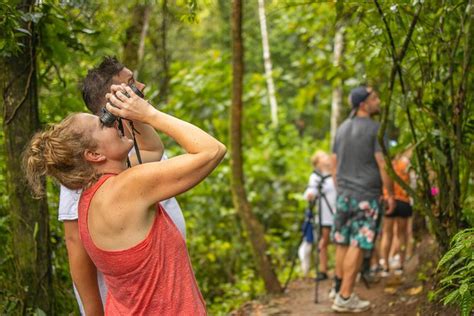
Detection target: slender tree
<box><xmin>330</xmin><ymin>0</ymin><xmax>345</xmax><ymax>146</ymax></box>
<box><xmin>0</xmin><ymin>0</ymin><xmax>52</xmax><ymax>313</ymax></box>
<box><xmin>329</xmin><ymin>28</ymin><xmax>344</xmax><ymax>145</ymax></box>
<box><xmin>230</xmin><ymin>0</ymin><xmax>282</xmax><ymax>294</ymax></box>
<box><xmin>258</xmin><ymin>0</ymin><xmax>278</xmax><ymax>126</ymax></box>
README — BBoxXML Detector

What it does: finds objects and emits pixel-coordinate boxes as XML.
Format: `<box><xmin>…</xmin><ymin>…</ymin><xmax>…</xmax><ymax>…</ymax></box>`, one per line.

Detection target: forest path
<box><xmin>232</xmin><ymin>238</ymin><xmax>441</xmax><ymax>315</ymax></box>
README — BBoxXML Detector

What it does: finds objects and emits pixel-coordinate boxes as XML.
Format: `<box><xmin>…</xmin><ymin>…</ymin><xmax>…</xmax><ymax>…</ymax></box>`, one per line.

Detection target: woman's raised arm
<box><xmin>105</xmin><ymin>84</ymin><xmax>226</xmax><ymax>207</ymax></box>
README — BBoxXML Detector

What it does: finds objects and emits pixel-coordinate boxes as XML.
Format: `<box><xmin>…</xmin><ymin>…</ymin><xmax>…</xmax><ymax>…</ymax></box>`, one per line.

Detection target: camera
<box><xmin>99</xmin><ymin>83</ymin><xmax>145</xmax><ymax>127</ymax></box>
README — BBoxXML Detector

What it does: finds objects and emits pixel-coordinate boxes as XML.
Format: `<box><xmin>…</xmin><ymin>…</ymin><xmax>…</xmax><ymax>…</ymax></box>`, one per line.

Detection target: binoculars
<box><xmin>99</xmin><ymin>83</ymin><xmax>145</xmax><ymax>127</ymax></box>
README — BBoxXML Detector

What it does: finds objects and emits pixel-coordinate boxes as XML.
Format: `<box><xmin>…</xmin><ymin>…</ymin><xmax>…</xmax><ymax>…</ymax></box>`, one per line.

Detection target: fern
<box><xmin>460</xmin><ymin>290</ymin><xmax>472</xmax><ymax>316</ymax></box>
<box><xmin>435</xmin><ymin>228</ymin><xmax>474</xmax><ymax>314</ymax></box>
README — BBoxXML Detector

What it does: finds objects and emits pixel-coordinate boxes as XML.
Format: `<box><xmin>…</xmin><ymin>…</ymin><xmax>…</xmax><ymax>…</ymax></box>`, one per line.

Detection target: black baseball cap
<box><xmin>350</xmin><ymin>86</ymin><xmax>371</xmax><ymax>109</ymax></box>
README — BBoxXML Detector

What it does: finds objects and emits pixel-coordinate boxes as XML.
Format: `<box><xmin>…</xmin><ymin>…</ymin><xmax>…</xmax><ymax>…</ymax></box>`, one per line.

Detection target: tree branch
<box><xmin>374</xmin><ymin>1</ymin><xmax>424</xmax><ymax>196</ymax></box>
<box><xmin>373</xmin><ymin>1</ymin><xmax>442</xmax><ymax>237</ymax></box>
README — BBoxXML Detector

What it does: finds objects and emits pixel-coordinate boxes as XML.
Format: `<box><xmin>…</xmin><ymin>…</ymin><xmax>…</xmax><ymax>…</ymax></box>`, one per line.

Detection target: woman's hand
<box><xmin>105</xmin><ymin>84</ymin><xmax>156</xmax><ymax>124</ymax></box>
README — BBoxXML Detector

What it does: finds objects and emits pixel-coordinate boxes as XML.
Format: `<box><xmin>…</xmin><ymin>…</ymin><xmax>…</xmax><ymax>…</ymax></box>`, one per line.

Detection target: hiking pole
<box><xmin>312</xmin><ymin>171</ymin><xmax>333</xmax><ymax>303</ymax></box>
<box><xmin>314</xmin><ymin>195</ymin><xmax>321</xmax><ymax>303</ymax></box>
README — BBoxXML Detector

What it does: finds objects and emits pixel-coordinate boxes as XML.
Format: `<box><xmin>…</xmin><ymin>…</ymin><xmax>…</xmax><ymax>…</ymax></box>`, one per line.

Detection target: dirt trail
<box><xmin>232</xmin><ymin>239</ymin><xmax>455</xmax><ymax>315</ymax></box>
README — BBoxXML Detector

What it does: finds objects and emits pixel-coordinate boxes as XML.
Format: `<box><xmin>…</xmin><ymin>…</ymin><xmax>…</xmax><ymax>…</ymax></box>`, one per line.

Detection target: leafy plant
<box><xmin>435</xmin><ymin>228</ymin><xmax>474</xmax><ymax>315</ymax></box>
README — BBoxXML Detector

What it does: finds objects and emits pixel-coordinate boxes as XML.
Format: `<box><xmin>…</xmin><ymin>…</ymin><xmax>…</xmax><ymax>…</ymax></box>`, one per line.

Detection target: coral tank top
<box><xmin>383</xmin><ymin>158</ymin><xmax>411</xmax><ymax>203</ymax></box>
<box><xmin>78</xmin><ymin>174</ymin><xmax>206</xmax><ymax>315</ymax></box>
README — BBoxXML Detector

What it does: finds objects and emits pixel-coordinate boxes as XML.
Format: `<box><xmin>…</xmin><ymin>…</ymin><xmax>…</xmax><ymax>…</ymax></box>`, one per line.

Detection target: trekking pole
<box><xmin>313</xmin><ymin>200</ymin><xmax>321</xmax><ymax>303</ymax></box>
<box><xmin>283</xmin><ymin>227</ymin><xmax>306</xmax><ymax>291</ymax></box>
<box><xmin>313</xmin><ymin>171</ymin><xmax>333</xmax><ymax>303</ymax></box>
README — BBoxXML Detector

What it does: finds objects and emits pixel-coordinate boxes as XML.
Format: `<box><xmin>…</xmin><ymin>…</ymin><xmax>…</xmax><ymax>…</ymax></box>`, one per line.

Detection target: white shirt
<box><xmin>303</xmin><ymin>171</ymin><xmax>336</xmax><ymax>227</ymax></box>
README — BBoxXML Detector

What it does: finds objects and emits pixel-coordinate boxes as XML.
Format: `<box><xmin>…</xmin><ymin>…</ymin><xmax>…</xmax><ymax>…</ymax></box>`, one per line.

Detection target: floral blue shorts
<box><xmin>330</xmin><ymin>195</ymin><xmax>381</xmax><ymax>250</ymax></box>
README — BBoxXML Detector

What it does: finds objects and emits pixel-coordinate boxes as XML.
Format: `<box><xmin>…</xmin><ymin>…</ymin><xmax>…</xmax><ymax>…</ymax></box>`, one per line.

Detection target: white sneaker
<box><xmin>394</xmin><ymin>267</ymin><xmax>404</xmax><ymax>276</ymax></box>
<box><xmin>389</xmin><ymin>254</ymin><xmax>401</xmax><ymax>269</ymax></box>
<box><xmin>380</xmin><ymin>268</ymin><xmax>390</xmax><ymax>278</ymax></box>
<box><xmin>331</xmin><ymin>293</ymin><xmax>371</xmax><ymax>313</ymax></box>
<box><xmin>329</xmin><ymin>287</ymin><xmax>337</xmax><ymax>300</ymax></box>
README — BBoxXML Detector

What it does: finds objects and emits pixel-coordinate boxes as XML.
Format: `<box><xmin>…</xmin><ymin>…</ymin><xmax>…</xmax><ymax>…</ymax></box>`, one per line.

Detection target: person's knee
<box><xmin>335</xmin><ymin>244</ymin><xmax>348</xmax><ymax>254</ymax></box>
<box><xmin>397</xmin><ymin>219</ymin><xmax>408</xmax><ymax>230</ymax></box>
<box><xmin>382</xmin><ymin>226</ymin><xmax>394</xmax><ymax>240</ymax></box>
<box><xmin>341</xmin><ymin>246</ymin><xmax>363</xmax><ymax>269</ymax></box>
<box><xmin>335</xmin><ymin>245</ymin><xmax>348</xmax><ymax>263</ymax></box>
<box><xmin>319</xmin><ymin>237</ymin><xmax>329</xmax><ymax>249</ymax></box>
<box><xmin>347</xmin><ymin>245</ymin><xmax>363</xmax><ymax>257</ymax></box>
<box><xmin>383</xmin><ymin>219</ymin><xmax>394</xmax><ymax>232</ymax></box>
<box><xmin>397</xmin><ymin>220</ymin><xmax>408</xmax><ymax>235</ymax></box>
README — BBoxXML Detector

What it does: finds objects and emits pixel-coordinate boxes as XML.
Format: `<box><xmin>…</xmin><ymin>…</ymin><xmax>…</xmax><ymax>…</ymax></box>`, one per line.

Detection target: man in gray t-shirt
<box><xmin>330</xmin><ymin>86</ymin><xmax>395</xmax><ymax>313</ymax></box>
<box><xmin>333</xmin><ymin>116</ymin><xmax>383</xmax><ymax>201</ymax></box>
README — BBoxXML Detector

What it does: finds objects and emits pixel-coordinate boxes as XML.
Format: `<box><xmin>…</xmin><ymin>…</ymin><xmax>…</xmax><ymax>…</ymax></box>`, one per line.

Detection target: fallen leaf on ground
<box><xmin>406</xmin><ymin>285</ymin><xmax>423</xmax><ymax>295</ymax></box>
<box><xmin>384</xmin><ymin>287</ymin><xmax>397</xmax><ymax>294</ymax></box>
<box><xmin>386</xmin><ymin>275</ymin><xmax>403</xmax><ymax>286</ymax></box>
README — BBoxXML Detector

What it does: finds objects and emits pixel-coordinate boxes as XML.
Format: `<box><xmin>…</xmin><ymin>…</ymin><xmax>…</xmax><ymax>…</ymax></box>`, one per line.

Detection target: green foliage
<box><xmin>330</xmin><ymin>0</ymin><xmax>474</xmax><ymax>250</ymax></box>
<box><xmin>0</xmin><ymin>1</ymin><xmax>118</xmax><ymax>313</ymax></box>
<box><xmin>0</xmin><ymin>2</ymin><xmax>27</xmax><ymax>57</ymax></box>
<box><xmin>165</xmin><ymin>45</ymin><xmax>320</xmax><ymax>312</ymax></box>
<box><xmin>435</xmin><ymin>228</ymin><xmax>474</xmax><ymax>315</ymax></box>
<box><xmin>1</xmin><ymin>0</ymin><xmax>473</xmax><ymax>314</ymax></box>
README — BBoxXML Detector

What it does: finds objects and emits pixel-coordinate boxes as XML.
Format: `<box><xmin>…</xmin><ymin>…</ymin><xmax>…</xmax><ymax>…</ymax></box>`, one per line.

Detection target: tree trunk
<box><xmin>230</xmin><ymin>0</ymin><xmax>282</xmax><ymax>294</ymax></box>
<box><xmin>0</xmin><ymin>1</ymin><xmax>52</xmax><ymax>313</ymax></box>
<box><xmin>258</xmin><ymin>0</ymin><xmax>278</xmax><ymax>126</ymax></box>
<box><xmin>330</xmin><ymin>22</ymin><xmax>344</xmax><ymax>146</ymax></box>
<box><xmin>122</xmin><ymin>4</ymin><xmax>151</xmax><ymax>77</ymax></box>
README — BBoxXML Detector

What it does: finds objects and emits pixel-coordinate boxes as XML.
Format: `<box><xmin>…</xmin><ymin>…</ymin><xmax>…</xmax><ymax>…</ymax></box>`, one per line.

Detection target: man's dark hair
<box><xmin>82</xmin><ymin>56</ymin><xmax>124</xmax><ymax>114</ymax></box>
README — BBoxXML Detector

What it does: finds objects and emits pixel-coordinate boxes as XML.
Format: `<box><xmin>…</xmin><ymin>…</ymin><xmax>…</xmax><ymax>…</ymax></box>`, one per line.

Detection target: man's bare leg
<box><xmin>339</xmin><ymin>245</ymin><xmax>363</xmax><ymax>298</ymax></box>
<box><xmin>335</xmin><ymin>245</ymin><xmax>348</xmax><ymax>279</ymax></box>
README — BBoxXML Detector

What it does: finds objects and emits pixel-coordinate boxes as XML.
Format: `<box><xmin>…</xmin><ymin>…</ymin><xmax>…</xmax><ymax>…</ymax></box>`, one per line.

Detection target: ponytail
<box><xmin>23</xmin><ymin>114</ymin><xmax>100</xmax><ymax>197</ymax></box>
<box><xmin>23</xmin><ymin>131</ymin><xmax>49</xmax><ymax>197</ymax></box>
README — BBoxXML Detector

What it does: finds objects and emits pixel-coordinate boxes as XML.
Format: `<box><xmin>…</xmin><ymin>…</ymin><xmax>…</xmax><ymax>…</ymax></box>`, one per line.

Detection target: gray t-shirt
<box><xmin>332</xmin><ymin>117</ymin><xmax>383</xmax><ymax>200</ymax></box>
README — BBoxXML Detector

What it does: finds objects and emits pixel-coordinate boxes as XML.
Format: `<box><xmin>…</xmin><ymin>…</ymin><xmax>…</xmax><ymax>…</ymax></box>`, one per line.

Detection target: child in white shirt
<box><xmin>301</xmin><ymin>150</ymin><xmax>336</xmax><ymax>280</ymax></box>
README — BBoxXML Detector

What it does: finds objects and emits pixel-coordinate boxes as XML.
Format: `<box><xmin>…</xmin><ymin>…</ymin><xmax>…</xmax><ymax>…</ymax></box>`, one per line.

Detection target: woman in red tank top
<box><xmin>24</xmin><ymin>84</ymin><xmax>226</xmax><ymax>315</ymax></box>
